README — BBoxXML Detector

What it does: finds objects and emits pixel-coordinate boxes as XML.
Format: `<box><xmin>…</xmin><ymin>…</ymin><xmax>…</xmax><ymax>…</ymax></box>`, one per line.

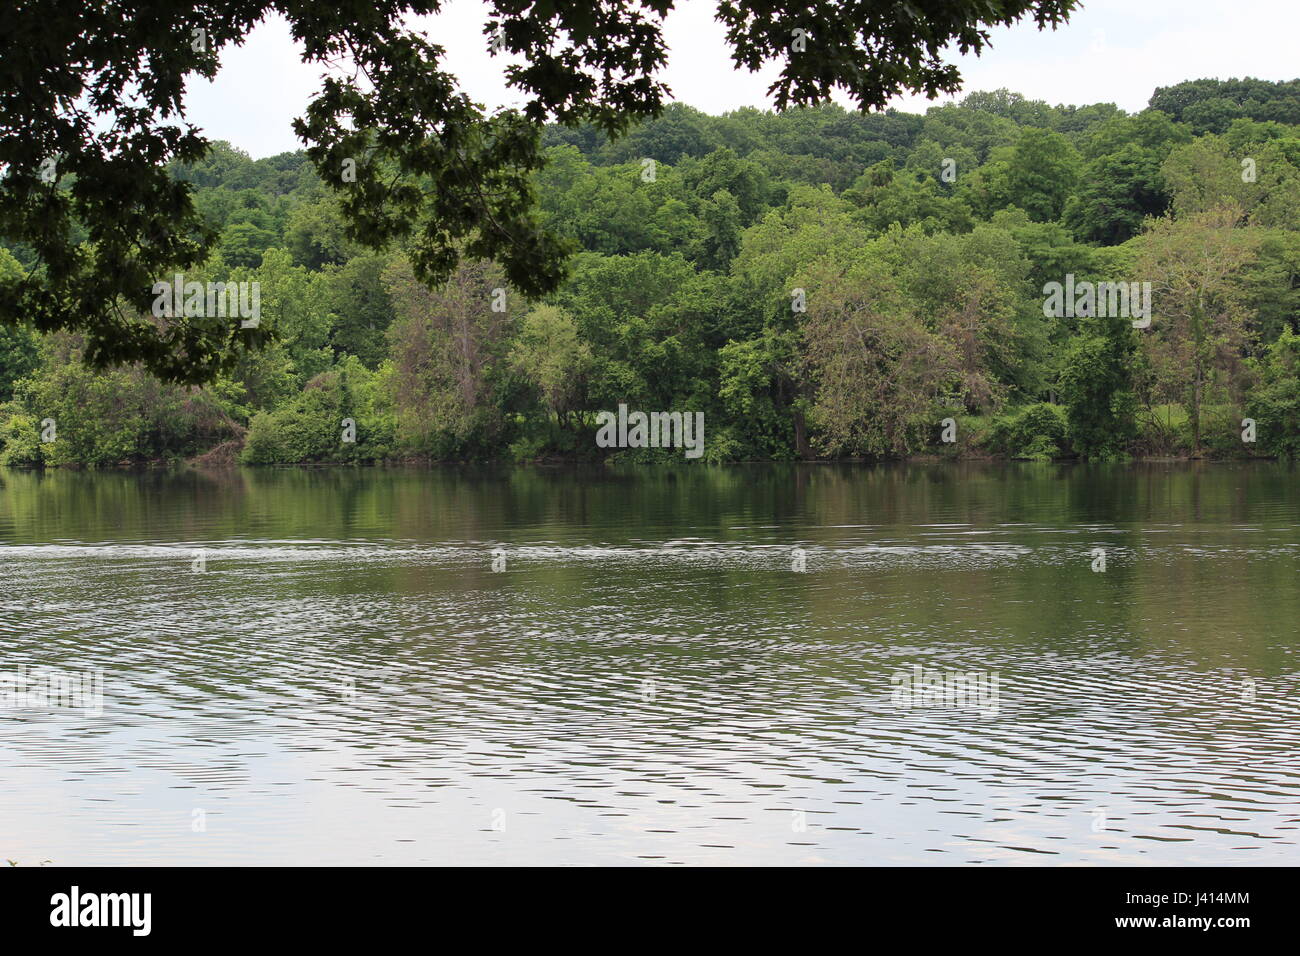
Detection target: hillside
<box><xmin>3</xmin><ymin>77</ymin><xmax>1299</xmax><ymax>465</ymax></box>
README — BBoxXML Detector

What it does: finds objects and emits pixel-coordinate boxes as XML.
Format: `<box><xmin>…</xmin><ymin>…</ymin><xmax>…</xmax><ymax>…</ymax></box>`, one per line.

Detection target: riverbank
<box><xmin>0</xmin><ymin>401</ymin><xmax>1284</xmax><ymax>469</ymax></box>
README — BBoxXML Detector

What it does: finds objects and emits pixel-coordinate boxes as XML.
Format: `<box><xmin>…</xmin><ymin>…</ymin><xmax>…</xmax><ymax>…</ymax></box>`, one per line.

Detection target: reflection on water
<box><xmin>1</xmin><ymin>463</ymin><xmax>1298</xmax><ymax>865</ymax></box>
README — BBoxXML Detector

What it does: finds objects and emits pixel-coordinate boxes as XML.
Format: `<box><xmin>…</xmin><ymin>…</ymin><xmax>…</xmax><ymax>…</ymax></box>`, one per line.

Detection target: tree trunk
<box><xmin>793</xmin><ymin>409</ymin><xmax>811</xmax><ymax>459</ymax></box>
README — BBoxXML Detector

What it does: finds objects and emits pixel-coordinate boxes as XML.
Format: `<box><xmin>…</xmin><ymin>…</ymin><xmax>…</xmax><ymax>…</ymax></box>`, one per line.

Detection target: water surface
<box><xmin>1</xmin><ymin>463</ymin><xmax>1297</xmax><ymax>865</ymax></box>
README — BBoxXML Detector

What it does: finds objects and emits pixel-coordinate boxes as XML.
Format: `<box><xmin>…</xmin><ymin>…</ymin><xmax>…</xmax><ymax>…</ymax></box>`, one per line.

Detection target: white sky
<box><xmin>182</xmin><ymin>0</ymin><xmax>1300</xmax><ymax>158</ymax></box>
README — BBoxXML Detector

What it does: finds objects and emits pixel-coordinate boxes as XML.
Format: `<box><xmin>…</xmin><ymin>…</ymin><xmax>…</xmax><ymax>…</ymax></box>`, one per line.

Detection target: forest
<box><xmin>2</xmin><ymin>76</ymin><xmax>1299</xmax><ymax>466</ymax></box>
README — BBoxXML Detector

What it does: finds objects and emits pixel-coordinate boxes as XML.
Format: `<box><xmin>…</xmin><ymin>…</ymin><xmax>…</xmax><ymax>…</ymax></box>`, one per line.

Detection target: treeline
<box><xmin>2</xmin><ymin>77</ymin><xmax>1299</xmax><ymax>466</ymax></box>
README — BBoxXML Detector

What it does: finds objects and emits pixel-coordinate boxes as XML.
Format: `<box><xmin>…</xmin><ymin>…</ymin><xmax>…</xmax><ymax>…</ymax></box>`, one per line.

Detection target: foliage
<box><xmin>509</xmin><ymin>305</ymin><xmax>593</xmax><ymax>425</ymax></box>
<box><xmin>1150</xmin><ymin>78</ymin><xmax>1300</xmax><ymax>133</ymax></box>
<box><xmin>4</xmin><ymin>68</ymin><xmax>1300</xmax><ymax>466</ymax></box>
<box><xmin>2</xmin><ymin>335</ymin><xmax>240</xmax><ymax>466</ymax></box>
<box><xmin>1246</xmin><ymin>330</ymin><xmax>1300</xmax><ymax>459</ymax></box>
<box><xmin>797</xmin><ymin>256</ymin><xmax>958</xmax><ymax>458</ymax></box>
<box><xmin>1</xmin><ymin>0</ymin><xmax>1078</xmax><ymax>381</ymax></box>
<box><xmin>384</xmin><ymin>257</ymin><xmax>516</xmax><ymax>459</ymax></box>
<box><xmin>986</xmin><ymin>403</ymin><xmax>1069</xmax><ymax>460</ymax></box>
<box><xmin>1058</xmin><ymin>314</ymin><xmax>1138</xmax><ymax>461</ymax></box>
<box><xmin>241</xmin><ymin>357</ymin><xmax>395</xmax><ymax>464</ymax></box>
<box><xmin>1135</xmin><ymin>207</ymin><xmax>1263</xmax><ymax>455</ymax></box>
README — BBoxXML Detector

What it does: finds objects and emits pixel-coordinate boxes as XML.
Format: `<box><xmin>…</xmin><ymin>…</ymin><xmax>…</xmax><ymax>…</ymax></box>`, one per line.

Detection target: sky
<box><xmin>182</xmin><ymin>0</ymin><xmax>1300</xmax><ymax>159</ymax></box>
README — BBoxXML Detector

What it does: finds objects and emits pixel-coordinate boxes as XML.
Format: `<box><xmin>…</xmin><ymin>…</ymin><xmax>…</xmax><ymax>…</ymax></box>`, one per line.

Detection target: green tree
<box><xmin>1136</xmin><ymin>208</ymin><xmax>1263</xmax><ymax>455</ymax></box>
<box><xmin>717</xmin><ymin>328</ymin><xmax>800</xmax><ymax>458</ymax></box>
<box><xmin>697</xmin><ymin>189</ymin><xmax>744</xmax><ymax>271</ymax></box>
<box><xmin>0</xmin><ymin>249</ymin><xmax>38</xmax><ymax>400</ymax></box>
<box><xmin>286</xmin><ymin>198</ymin><xmax>358</xmax><ymax>270</ymax></box>
<box><xmin>1</xmin><ymin>0</ymin><xmax>1078</xmax><ymax>382</ymax></box>
<box><xmin>220</xmin><ymin>221</ymin><xmax>277</xmax><ymax>269</ymax></box>
<box><xmin>1150</xmin><ymin>78</ymin><xmax>1300</xmax><ymax>133</ymax></box>
<box><xmin>550</xmin><ymin>251</ymin><xmax>722</xmax><ymax>414</ymax></box>
<box><xmin>384</xmin><ymin>256</ymin><xmax>517</xmax><ymax>458</ymax></box>
<box><xmin>249</xmin><ymin>249</ymin><xmax>336</xmax><ymax>387</ymax></box>
<box><xmin>1058</xmin><ymin>313</ymin><xmax>1138</xmax><ymax>460</ymax></box>
<box><xmin>323</xmin><ymin>253</ymin><xmax>397</xmax><ymax>368</ymax></box>
<box><xmin>1064</xmin><ymin>143</ymin><xmax>1167</xmax><ymax>244</ymax></box>
<box><xmin>1246</xmin><ymin>330</ymin><xmax>1300</xmax><ymax>459</ymax></box>
<box><xmin>241</xmin><ymin>356</ymin><xmax>395</xmax><ymax>463</ymax></box>
<box><xmin>1240</xmin><ymin>231</ymin><xmax>1300</xmax><ymax>347</ymax></box>
<box><xmin>999</xmin><ymin>127</ymin><xmax>1081</xmax><ymax>222</ymax></box>
<box><xmin>845</xmin><ymin>163</ymin><xmax>974</xmax><ymax>235</ymax></box>
<box><xmin>796</xmin><ymin>257</ymin><xmax>957</xmax><ymax>458</ymax></box>
<box><xmin>1161</xmin><ymin>136</ymin><xmax>1300</xmax><ymax>228</ymax></box>
<box><xmin>3</xmin><ymin>334</ymin><xmax>239</xmax><ymax>466</ymax></box>
<box><xmin>509</xmin><ymin>304</ymin><xmax>593</xmax><ymax>430</ymax></box>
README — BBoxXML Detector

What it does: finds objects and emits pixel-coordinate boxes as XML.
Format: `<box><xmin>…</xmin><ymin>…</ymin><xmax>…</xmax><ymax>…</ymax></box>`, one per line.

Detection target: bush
<box><xmin>0</xmin><ymin>411</ymin><xmax>44</xmax><ymax>466</ymax></box>
<box><xmin>1246</xmin><ymin>330</ymin><xmax>1300</xmax><ymax>459</ymax></box>
<box><xmin>1194</xmin><ymin>405</ymin><xmax>1252</xmax><ymax>459</ymax></box>
<box><xmin>1133</xmin><ymin>404</ymin><xmax>1186</xmax><ymax>457</ymax></box>
<box><xmin>241</xmin><ymin>357</ymin><xmax>395</xmax><ymax>463</ymax></box>
<box><xmin>985</xmin><ymin>403</ymin><xmax>1069</xmax><ymax>460</ymax></box>
<box><xmin>3</xmin><ymin>338</ymin><xmax>240</xmax><ymax>466</ymax></box>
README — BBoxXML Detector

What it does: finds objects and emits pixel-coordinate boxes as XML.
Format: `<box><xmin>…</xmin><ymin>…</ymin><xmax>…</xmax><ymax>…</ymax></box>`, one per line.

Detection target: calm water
<box><xmin>1</xmin><ymin>463</ymin><xmax>1298</xmax><ymax>866</ymax></box>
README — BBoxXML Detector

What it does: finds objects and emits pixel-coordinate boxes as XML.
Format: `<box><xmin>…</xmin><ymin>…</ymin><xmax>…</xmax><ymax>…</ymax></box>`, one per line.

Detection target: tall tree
<box><xmin>1057</xmin><ymin>313</ymin><xmax>1138</xmax><ymax>460</ymax></box>
<box><xmin>384</xmin><ymin>256</ymin><xmax>515</xmax><ymax>457</ymax></box>
<box><xmin>797</xmin><ymin>257</ymin><xmax>957</xmax><ymax>457</ymax></box>
<box><xmin>1136</xmin><ymin>208</ymin><xmax>1262</xmax><ymax>456</ymax></box>
<box><xmin>1</xmin><ymin>0</ymin><xmax>1077</xmax><ymax>381</ymax></box>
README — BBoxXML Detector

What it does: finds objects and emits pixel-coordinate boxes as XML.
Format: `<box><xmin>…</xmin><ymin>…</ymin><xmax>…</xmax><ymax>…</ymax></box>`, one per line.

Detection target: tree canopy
<box><xmin>1</xmin><ymin>0</ymin><xmax>1076</xmax><ymax>382</ymax></box>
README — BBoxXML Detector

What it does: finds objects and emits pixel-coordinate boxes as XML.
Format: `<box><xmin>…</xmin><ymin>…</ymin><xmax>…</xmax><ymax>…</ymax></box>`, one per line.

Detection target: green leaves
<box><xmin>1246</xmin><ymin>330</ymin><xmax>1300</xmax><ymax>460</ymax></box>
<box><xmin>2</xmin><ymin>0</ymin><xmax>1080</xmax><ymax>383</ymax></box>
<box><xmin>0</xmin><ymin>2</ymin><xmax>268</xmax><ymax>383</ymax></box>
<box><xmin>716</xmin><ymin>0</ymin><xmax>1077</xmax><ymax>111</ymax></box>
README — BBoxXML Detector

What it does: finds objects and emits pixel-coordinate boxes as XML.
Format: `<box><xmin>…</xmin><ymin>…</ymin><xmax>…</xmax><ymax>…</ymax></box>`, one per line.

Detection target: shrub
<box><xmin>985</xmin><ymin>403</ymin><xmax>1069</xmax><ymax>460</ymax></box>
<box><xmin>241</xmin><ymin>357</ymin><xmax>395</xmax><ymax>463</ymax></box>
<box><xmin>1194</xmin><ymin>405</ymin><xmax>1252</xmax><ymax>459</ymax></box>
<box><xmin>0</xmin><ymin>412</ymin><xmax>43</xmax><ymax>466</ymax></box>
<box><xmin>1246</xmin><ymin>330</ymin><xmax>1300</xmax><ymax>459</ymax></box>
<box><xmin>3</xmin><ymin>338</ymin><xmax>240</xmax><ymax>466</ymax></box>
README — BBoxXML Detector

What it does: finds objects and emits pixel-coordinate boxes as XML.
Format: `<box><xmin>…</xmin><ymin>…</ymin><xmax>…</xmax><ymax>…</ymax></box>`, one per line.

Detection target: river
<box><xmin>1</xmin><ymin>463</ymin><xmax>1297</xmax><ymax>864</ymax></box>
